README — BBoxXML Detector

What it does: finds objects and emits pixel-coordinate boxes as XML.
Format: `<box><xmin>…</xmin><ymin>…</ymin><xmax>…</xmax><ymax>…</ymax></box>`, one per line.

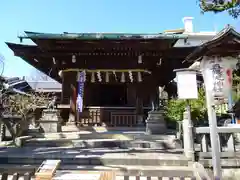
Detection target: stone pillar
<box><xmin>145</xmin><ymin>84</ymin><xmax>167</xmax><ymax>134</ymax></box>
<box><xmin>38</xmin><ymin>110</ymin><xmax>62</xmax><ymax>133</ymax></box>
<box><xmin>145</xmin><ymin>108</ymin><xmax>167</xmax><ymax>134</ymax></box>
<box><xmin>182</xmin><ymin>110</ymin><xmax>194</xmax><ymax>160</ymax></box>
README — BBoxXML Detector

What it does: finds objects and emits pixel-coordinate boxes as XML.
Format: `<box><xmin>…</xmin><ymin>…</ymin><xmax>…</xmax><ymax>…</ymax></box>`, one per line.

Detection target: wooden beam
<box><xmin>33</xmin><ymin>39</ymin><xmax>177</xmax><ymax>51</ymax></box>
<box><xmin>9</xmin><ymin>43</ymin><xmax>194</xmax><ymax>59</ymax></box>
<box><xmin>20</xmin><ymin>55</ymin><xmax>61</xmax><ymax>82</ymax></box>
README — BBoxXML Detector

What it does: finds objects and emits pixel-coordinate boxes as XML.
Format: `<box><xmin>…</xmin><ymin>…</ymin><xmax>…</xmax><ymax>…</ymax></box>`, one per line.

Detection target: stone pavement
<box><xmin>0</xmin><ymin>146</ymin><xmax>185</xmax><ymax>160</ymax></box>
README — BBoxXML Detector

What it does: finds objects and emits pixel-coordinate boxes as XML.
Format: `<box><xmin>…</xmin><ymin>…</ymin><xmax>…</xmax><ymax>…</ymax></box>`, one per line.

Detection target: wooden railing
<box><xmin>78</xmin><ymin>110</ymin><xmax>101</xmax><ymax>126</ymax></box>
<box><xmin>110</xmin><ymin>111</ymin><xmax>137</xmax><ymax>127</ymax></box>
<box><xmin>35</xmin><ymin>160</ymin><xmax>61</xmax><ymax>180</ymax></box>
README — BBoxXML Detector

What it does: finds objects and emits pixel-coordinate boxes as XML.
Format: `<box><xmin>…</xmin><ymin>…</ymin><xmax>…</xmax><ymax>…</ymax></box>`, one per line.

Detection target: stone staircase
<box><xmin>25</xmin><ymin>127</ymin><xmax>181</xmax><ymax>149</ymax></box>
<box><xmin>0</xmin><ymin>146</ymin><xmax>192</xmax><ymax>177</ymax></box>
<box><xmin>0</xmin><ymin>128</ymin><xmax>193</xmax><ymax>177</ymax></box>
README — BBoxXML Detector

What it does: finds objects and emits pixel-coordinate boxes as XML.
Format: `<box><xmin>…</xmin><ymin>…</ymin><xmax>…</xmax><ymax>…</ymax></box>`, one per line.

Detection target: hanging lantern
<box><xmin>157</xmin><ymin>58</ymin><xmax>162</xmax><ymax>66</ymax></box>
<box><xmin>72</xmin><ymin>55</ymin><xmax>76</xmax><ymax>63</ymax></box>
<box><xmin>121</xmin><ymin>72</ymin><xmax>125</xmax><ymax>83</ymax></box>
<box><xmin>175</xmin><ymin>69</ymin><xmax>198</xmax><ymax>100</ymax></box>
<box><xmin>138</xmin><ymin>55</ymin><xmax>143</xmax><ymax>64</ymax></box>
<box><xmin>52</xmin><ymin>57</ymin><xmax>56</xmax><ymax>65</ymax></box>
<box><xmin>113</xmin><ymin>71</ymin><xmax>117</xmax><ymax>81</ymax></box>
<box><xmin>105</xmin><ymin>71</ymin><xmax>110</xmax><ymax>83</ymax></box>
<box><xmin>91</xmin><ymin>72</ymin><xmax>95</xmax><ymax>83</ymax></box>
<box><xmin>137</xmin><ymin>72</ymin><xmax>142</xmax><ymax>82</ymax></box>
<box><xmin>58</xmin><ymin>70</ymin><xmax>63</xmax><ymax>78</ymax></box>
<box><xmin>129</xmin><ymin>71</ymin><xmax>133</xmax><ymax>82</ymax></box>
<box><xmin>97</xmin><ymin>71</ymin><xmax>102</xmax><ymax>82</ymax></box>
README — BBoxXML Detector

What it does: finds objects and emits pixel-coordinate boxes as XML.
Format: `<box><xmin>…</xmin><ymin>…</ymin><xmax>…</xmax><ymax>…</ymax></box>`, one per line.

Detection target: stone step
<box><xmin>24</xmin><ymin>138</ymin><xmax>181</xmax><ymax>149</ymax></box>
<box><xmin>62</xmin><ymin>126</ymin><xmax>147</xmax><ymax>132</ymax></box>
<box><xmin>0</xmin><ymin>164</ymin><xmax>194</xmax><ymax>177</ymax></box>
<box><xmin>28</xmin><ymin>130</ymin><xmax>176</xmax><ymax>141</ymax></box>
<box><xmin>0</xmin><ymin>147</ymin><xmax>188</xmax><ymax>167</ymax></box>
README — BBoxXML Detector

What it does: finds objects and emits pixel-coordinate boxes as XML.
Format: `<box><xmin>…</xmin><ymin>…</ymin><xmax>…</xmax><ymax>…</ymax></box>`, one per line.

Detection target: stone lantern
<box><xmin>174</xmin><ymin>68</ymin><xmax>198</xmax><ymax>160</ymax></box>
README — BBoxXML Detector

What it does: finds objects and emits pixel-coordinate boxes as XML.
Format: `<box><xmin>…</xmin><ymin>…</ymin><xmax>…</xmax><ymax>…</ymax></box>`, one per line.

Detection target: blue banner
<box><xmin>76</xmin><ymin>71</ymin><xmax>85</xmax><ymax>112</ymax></box>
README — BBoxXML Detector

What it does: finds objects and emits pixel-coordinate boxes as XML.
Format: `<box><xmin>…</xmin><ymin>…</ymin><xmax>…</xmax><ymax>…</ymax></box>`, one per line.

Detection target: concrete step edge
<box><xmin>30</xmin><ymin>132</ymin><xmax>176</xmax><ymax>140</ymax></box>
<box><xmin>25</xmin><ymin>138</ymin><xmax>175</xmax><ymax>142</ymax></box>
<box><xmin>0</xmin><ymin>151</ymin><xmax>186</xmax><ymax>159</ymax></box>
<box><xmin>0</xmin><ymin>164</ymin><xmax>193</xmax><ymax>170</ymax></box>
<box><xmin>0</xmin><ymin>156</ymin><xmax>189</xmax><ymax>167</ymax></box>
<box><xmin>0</xmin><ymin>164</ymin><xmax>194</xmax><ymax>177</ymax></box>
<box><xmin>0</xmin><ymin>156</ymin><xmax>188</xmax><ymax>161</ymax></box>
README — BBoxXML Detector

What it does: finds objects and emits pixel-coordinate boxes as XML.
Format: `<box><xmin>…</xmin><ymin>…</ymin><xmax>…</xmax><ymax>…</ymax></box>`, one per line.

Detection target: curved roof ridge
<box><xmin>185</xmin><ymin>25</ymin><xmax>240</xmax><ymax>62</ymax></box>
<box><xmin>19</xmin><ymin>31</ymin><xmax>188</xmax><ymax>40</ymax></box>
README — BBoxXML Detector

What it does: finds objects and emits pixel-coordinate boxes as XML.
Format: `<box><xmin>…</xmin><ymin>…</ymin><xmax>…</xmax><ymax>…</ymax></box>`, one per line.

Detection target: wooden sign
<box><xmin>53</xmin><ymin>171</ymin><xmax>115</xmax><ymax>180</ymax></box>
<box><xmin>35</xmin><ymin>160</ymin><xmax>61</xmax><ymax>180</ymax></box>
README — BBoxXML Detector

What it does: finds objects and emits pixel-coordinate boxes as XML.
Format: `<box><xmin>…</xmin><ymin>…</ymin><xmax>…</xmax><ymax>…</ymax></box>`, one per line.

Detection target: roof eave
<box><xmin>19</xmin><ymin>31</ymin><xmax>188</xmax><ymax>41</ymax></box>
<box><xmin>185</xmin><ymin>26</ymin><xmax>240</xmax><ymax>62</ymax></box>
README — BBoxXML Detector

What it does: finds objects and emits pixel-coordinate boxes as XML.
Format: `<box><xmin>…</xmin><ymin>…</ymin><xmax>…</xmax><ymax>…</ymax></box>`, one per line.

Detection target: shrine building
<box><xmin>6</xmin><ymin>29</ymin><xmax>196</xmax><ymax>127</ymax></box>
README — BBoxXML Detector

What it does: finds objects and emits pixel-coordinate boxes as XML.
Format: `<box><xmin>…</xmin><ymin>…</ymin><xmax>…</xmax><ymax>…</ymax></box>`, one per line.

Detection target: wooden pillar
<box><xmin>60</xmin><ymin>71</ymin><xmax>77</xmax><ymax>124</ymax></box>
<box><xmin>61</xmin><ymin>71</ymin><xmax>77</xmax><ymax>104</ymax></box>
<box><xmin>61</xmin><ymin>71</ymin><xmax>69</xmax><ymax>104</ymax></box>
<box><xmin>135</xmin><ymin>84</ymin><xmax>144</xmax><ymax>126</ymax></box>
<box><xmin>126</xmin><ymin>84</ymin><xmax>136</xmax><ymax>106</ymax></box>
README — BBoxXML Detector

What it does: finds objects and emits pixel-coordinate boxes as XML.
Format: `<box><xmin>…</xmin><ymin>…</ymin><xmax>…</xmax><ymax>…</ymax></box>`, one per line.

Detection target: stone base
<box><xmin>145</xmin><ymin>110</ymin><xmax>167</xmax><ymax>134</ymax></box>
<box><xmin>38</xmin><ymin>109</ymin><xmax>62</xmax><ymax>133</ymax></box>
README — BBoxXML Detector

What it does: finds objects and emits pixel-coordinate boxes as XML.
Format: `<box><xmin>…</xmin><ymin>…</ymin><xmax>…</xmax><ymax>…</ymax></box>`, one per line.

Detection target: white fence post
<box><xmin>182</xmin><ymin>110</ymin><xmax>194</xmax><ymax>160</ymax></box>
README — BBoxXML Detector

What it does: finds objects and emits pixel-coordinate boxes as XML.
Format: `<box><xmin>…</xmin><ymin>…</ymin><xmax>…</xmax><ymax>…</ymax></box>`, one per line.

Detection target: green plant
<box><xmin>233</xmin><ymin>70</ymin><xmax>240</xmax><ymax>102</ymax></box>
<box><xmin>165</xmin><ymin>88</ymin><xmax>207</xmax><ymax>125</ymax></box>
<box><xmin>199</xmin><ymin>0</ymin><xmax>240</xmax><ymax>18</ymax></box>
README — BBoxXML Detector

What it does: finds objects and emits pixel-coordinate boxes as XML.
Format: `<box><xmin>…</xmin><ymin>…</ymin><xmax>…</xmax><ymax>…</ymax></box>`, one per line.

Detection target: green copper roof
<box><xmin>20</xmin><ymin>31</ymin><xmax>188</xmax><ymax>40</ymax></box>
<box><xmin>185</xmin><ymin>26</ymin><xmax>240</xmax><ymax>62</ymax></box>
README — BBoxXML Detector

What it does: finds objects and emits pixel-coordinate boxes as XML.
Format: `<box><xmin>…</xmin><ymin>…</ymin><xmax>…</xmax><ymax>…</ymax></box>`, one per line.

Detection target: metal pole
<box><xmin>205</xmin><ymin>89</ymin><xmax>222</xmax><ymax>178</ymax></box>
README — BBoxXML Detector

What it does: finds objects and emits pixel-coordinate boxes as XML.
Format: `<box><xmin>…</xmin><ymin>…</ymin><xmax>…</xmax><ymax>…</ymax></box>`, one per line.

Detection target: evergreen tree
<box><xmin>199</xmin><ymin>0</ymin><xmax>240</xmax><ymax>18</ymax></box>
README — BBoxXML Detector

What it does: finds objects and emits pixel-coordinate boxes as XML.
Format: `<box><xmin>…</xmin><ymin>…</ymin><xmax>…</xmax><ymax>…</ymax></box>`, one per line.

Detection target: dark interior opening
<box><xmin>86</xmin><ymin>84</ymin><xmax>127</xmax><ymax>106</ymax></box>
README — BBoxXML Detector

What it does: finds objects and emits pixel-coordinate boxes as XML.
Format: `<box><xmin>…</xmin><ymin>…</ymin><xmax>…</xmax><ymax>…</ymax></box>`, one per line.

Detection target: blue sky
<box><xmin>0</xmin><ymin>0</ymin><xmax>238</xmax><ymax>78</ymax></box>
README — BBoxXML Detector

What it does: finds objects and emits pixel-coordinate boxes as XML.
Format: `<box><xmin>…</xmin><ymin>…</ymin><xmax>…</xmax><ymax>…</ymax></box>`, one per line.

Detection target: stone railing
<box><xmin>0</xmin><ymin>172</ymin><xmax>32</xmax><ymax>180</ymax></box>
<box><xmin>115</xmin><ymin>162</ymin><xmax>213</xmax><ymax>180</ymax></box>
<box><xmin>99</xmin><ymin>163</ymin><xmax>213</xmax><ymax>180</ymax></box>
<box><xmin>195</xmin><ymin>126</ymin><xmax>240</xmax><ymax>159</ymax></box>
